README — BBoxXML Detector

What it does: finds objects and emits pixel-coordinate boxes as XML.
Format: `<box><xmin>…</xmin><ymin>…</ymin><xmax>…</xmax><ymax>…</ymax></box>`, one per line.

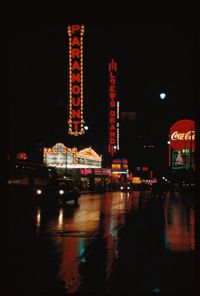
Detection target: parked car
<box><xmin>35</xmin><ymin>178</ymin><xmax>81</xmax><ymax>205</ymax></box>
<box><xmin>8</xmin><ymin>161</ymin><xmax>80</xmax><ymax>206</ymax></box>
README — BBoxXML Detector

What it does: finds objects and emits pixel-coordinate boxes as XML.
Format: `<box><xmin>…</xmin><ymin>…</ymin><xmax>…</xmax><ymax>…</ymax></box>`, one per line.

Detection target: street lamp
<box><xmin>160</xmin><ymin>92</ymin><xmax>166</xmax><ymax>100</ymax></box>
<box><xmin>167</xmin><ymin>140</ymin><xmax>171</xmax><ymax>167</ymax></box>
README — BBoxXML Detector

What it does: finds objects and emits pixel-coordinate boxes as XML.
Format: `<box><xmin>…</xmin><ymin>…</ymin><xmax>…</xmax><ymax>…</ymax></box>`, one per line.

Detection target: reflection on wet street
<box><xmin>9</xmin><ymin>190</ymin><xmax>195</xmax><ymax>295</ymax></box>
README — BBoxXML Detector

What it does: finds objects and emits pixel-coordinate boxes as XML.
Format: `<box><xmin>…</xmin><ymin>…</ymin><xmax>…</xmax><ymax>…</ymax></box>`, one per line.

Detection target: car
<box><xmin>120</xmin><ymin>183</ymin><xmax>132</xmax><ymax>192</ymax></box>
<box><xmin>34</xmin><ymin>178</ymin><xmax>81</xmax><ymax>205</ymax></box>
<box><xmin>8</xmin><ymin>161</ymin><xmax>80</xmax><ymax>206</ymax></box>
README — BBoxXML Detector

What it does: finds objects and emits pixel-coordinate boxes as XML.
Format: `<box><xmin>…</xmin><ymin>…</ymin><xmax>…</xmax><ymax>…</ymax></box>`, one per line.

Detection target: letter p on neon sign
<box><xmin>71</xmin><ymin>25</ymin><xmax>80</xmax><ymax>33</ymax></box>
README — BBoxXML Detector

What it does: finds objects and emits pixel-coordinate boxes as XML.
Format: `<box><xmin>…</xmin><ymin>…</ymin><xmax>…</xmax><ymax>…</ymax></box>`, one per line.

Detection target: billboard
<box><xmin>67</xmin><ymin>25</ymin><xmax>85</xmax><ymax>136</ymax></box>
<box><xmin>172</xmin><ymin>149</ymin><xmax>195</xmax><ymax>170</ymax></box>
<box><xmin>111</xmin><ymin>158</ymin><xmax>128</xmax><ymax>173</ymax></box>
<box><xmin>170</xmin><ymin>119</ymin><xmax>195</xmax><ymax>151</ymax></box>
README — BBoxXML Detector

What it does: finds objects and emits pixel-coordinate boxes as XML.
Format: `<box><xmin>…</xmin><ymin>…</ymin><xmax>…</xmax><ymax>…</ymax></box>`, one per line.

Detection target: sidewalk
<box><xmin>180</xmin><ymin>188</ymin><xmax>195</xmax><ymax>208</ymax></box>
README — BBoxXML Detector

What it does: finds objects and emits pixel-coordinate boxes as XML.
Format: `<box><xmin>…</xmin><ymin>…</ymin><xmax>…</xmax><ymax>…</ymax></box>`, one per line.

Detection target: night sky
<box><xmin>8</xmin><ymin>24</ymin><xmax>196</xmax><ymax>170</ymax></box>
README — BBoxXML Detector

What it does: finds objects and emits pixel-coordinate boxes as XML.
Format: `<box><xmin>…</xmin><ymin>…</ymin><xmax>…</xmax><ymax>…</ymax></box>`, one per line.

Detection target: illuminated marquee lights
<box><xmin>68</xmin><ymin>25</ymin><xmax>85</xmax><ymax>136</ymax></box>
<box><xmin>108</xmin><ymin>59</ymin><xmax>120</xmax><ymax>156</ymax></box>
<box><xmin>43</xmin><ymin>144</ymin><xmax>102</xmax><ymax>168</ymax></box>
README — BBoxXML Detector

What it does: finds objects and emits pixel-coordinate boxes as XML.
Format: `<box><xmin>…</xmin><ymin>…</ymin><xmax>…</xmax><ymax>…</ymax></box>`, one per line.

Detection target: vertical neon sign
<box><xmin>68</xmin><ymin>25</ymin><xmax>85</xmax><ymax>136</ymax></box>
<box><xmin>108</xmin><ymin>59</ymin><xmax>120</xmax><ymax>156</ymax></box>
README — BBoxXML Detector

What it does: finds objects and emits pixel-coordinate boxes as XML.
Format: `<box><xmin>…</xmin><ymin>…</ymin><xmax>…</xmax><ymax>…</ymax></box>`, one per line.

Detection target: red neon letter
<box><xmin>72</xmin><ymin>121</ymin><xmax>80</xmax><ymax>130</ymax></box>
<box><xmin>110</xmin><ymin>132</ymin><xmax>115</xmax><ymax>137</ymax></box>
<box><xmin>72</xmin><ymin>109</ymin><xmax>81</xmax><ymax>118</ymax></box>
<box><xmin>72</xmin><ymin>61</ymin><xmax>81</xmax><ymax>70</ymax></box>
<box><xmin>110</xmin><ymin>124</ymin><xmax>115</xmax><ymax>131</ymax></box>
<box><xmin>110</xmin><ymin>85</ymin><xmax>116</xmax><ymax>93</ymax></box>
<box><xmin>110</xmin><ymin>93</ymin><xmax>116</xmax><ymax>100</ymax></box>
<box><xmin>110</xmin><ymin>138</ymin><xmax>115</xmax><ymax>144</ymax></box>
<box><xmin>72</xmin><ymin>48</ymin><xmax>80</xmax><ymax>58</ymax></box>
<box><xmin>110</xmin><ymin>72</ymin><xmax>116</xmax><ymax>78</ymax></box>
<box><xmin>72</xmin><ymin>97</ymin><xmax>81</xmax><ymax>106</ymax></box>
<box><xmin>72</xmin><ymin>73</ymin><xmax>80</xmax><ymax>83</ymax></box>
<box><xmin>110</xmin><ymin>110</ymin><xmax>115</xmax><ymax>117</ymax></box>
<box><xmin>72</xmin><ymin>85</ymin><xmax>81</xmax><ymax>95</ymax></box>
<box><xmin>110</xmin><ymin>78</ymin><xmax>116</xmax><ymax>85</ymax></box>
<box><xmin>110</xmin><ymin>101</ymin><xmax>116</xmax><ymax>108</ymax></box>
<box><xmin>72</xmin><ymin>37</ymin><xmax>80</xmax><ymax>47</ymax></box>
<box><xmin>71</xmin><ymin>25</ymin><xmax>80</xmax><ymax>33</ymax></box>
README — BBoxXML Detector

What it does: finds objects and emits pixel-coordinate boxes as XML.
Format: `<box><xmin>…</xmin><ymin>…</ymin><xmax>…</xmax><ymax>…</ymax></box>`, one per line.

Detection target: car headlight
<box><xmin>36</xmin><ymin>189</ymin><xmax>42</xmax><ymax>195</ymax></box>
<box><xmin>59</xmin><ymin>190</ymin><xmax>64</xmax><ymax>195</ymax></box>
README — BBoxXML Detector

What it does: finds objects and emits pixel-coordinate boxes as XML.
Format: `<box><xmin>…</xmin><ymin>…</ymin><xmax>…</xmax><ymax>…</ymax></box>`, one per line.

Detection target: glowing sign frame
<box><xmin>172</xmin><ymin>149</ymin><xmax>194</xmax><ymax>170</ymax></box>
<box><xmin>108</xmin><ymin>59</ymin><xmax>120</xmax><ymax>156</ymax></box>
<box><xmin>68</xmin><ymin>25</ymin><xmax>85</xmax><ymax>136</ymax></box>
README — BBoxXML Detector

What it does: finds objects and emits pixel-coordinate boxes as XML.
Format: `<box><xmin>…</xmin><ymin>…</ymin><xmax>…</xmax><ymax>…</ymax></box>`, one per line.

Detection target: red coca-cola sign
<box><xmin>170</xmin><ymin>119</ymin><xmax>195</xmax><ymax>151</ymax></box>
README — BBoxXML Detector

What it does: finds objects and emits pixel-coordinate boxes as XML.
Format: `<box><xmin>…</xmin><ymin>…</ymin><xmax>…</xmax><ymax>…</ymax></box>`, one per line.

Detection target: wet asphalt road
<box><xmin>8</xmin><ymin>190</ymin><xmax>195</xmax><ymax>296</ymax></box>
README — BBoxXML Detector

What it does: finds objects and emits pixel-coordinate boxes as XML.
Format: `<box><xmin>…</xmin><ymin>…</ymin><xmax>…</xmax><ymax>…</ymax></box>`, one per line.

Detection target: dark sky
<box><xmin>8</xmin><ymin>24</ymin><xmax>196</xmax><ymax>168</ymax></box>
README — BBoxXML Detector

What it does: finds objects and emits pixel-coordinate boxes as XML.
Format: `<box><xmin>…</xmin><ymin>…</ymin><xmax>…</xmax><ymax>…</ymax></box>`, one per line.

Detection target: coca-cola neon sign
<box><xmin>170</xmin><ymin>119</ymin><xmax>195</xmax><ymax>151</ymax></box>
<box><xmin>171</xmin><ymin>131</ymin><xmax>195</xmax><ymax>141</ymax></box>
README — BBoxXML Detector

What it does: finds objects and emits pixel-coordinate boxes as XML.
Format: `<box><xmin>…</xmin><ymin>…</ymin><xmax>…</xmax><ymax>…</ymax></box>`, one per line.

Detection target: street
<box><xmin>7</xmin><ymin>22</ymin><xmax>198</xmax><ymax>296</ymax></box>
<box><xmin>8</xmin><ymin>190</ymin><xmax>195</xmax><ymax>295</ymax></box>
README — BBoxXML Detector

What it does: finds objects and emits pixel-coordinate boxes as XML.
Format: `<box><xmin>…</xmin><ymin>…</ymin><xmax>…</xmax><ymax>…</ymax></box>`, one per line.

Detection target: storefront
<box><xmin>80</xmin><ymin>168</ymin><xmax>111</xmax><ymax>192</ymax></box>
<box><xmin>111</xmin><ymin>158</ymin><xmax>129</xmax><ymax>189</ymax></box>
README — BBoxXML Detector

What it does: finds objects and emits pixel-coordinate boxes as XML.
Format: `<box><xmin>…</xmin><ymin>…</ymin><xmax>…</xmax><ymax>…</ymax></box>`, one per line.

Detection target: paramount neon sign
<box><xmin>68</xmin><ymin>25</ymin><xmax>85</xmax><ymax>136</ymax></box>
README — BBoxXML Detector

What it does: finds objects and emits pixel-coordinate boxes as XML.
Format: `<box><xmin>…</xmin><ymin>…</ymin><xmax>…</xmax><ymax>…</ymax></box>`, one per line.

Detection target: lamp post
<box><xmin>157</xmin><ymin>91</ymin><xmax>168</xmax><ymax>176</ymax></box>
<box><xmin>167</xmin><ymin>140</ymin><xmax>171</xmax><ymax>167</ymax></box>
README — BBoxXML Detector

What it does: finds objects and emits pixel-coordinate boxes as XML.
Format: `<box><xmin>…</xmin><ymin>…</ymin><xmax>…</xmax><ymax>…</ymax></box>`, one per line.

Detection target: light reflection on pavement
<box><xmin>32</xmin><ymin>190</ymin><xmax>195</xmax><ymax>294</ymax></box>
<box><xmin>164</xmin><ymin>192</ymin><xmax>195</xmax><ymax>251</ymax></box>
